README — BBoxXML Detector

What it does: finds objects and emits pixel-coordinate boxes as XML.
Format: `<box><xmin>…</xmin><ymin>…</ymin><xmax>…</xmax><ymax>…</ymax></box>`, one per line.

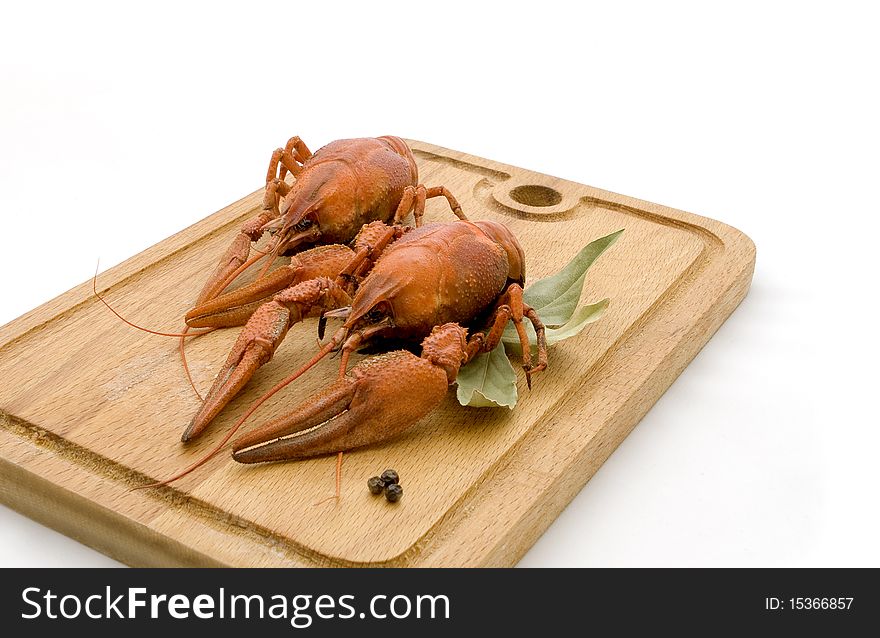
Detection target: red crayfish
<box><xmin>153</xmin><ymin>218</ymin><xmax>548</xmax><ymax>486</ymax></box>
<box><xmin>192</xmin><ymin>135</ymin><xmax>464</xmax><ymax>313</ymax></box>
<box><xmin>231</xmin><ymin>219</ymin><xmax>548</xmax><ymax>464</ymax></box>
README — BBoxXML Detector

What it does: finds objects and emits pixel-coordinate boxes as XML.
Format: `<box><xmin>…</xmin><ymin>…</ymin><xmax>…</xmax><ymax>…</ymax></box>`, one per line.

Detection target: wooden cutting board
<box><xmin>0</xmin><ymin>141</ymin><xmax>755</xmax><ymax>567</ymax></box>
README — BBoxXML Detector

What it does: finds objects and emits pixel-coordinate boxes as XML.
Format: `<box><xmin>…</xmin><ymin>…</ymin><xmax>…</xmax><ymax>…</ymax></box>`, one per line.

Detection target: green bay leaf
<box><xmin>456</xmin><ymin>229</ymin><xmax>623</xmax><ymax>409</ymax></box>
<box><xmin>455</xmin><ymin>344</ymin><xmax>518</xmax><ymax>409</ymax></box>
<box><xmin>503</xmin><ymin>298</ymin><xmax>609</xmax><ymax>354</ymax></box>
<box><xmin>521</xmin><ymin>228</ymin><xmax>623</xmax><ymax>327</ymax></box>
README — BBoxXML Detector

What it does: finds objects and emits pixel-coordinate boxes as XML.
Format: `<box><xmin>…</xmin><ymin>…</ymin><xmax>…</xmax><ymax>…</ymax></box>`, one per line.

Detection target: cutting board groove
<box><xmin>0</xmin><ymin>140</ymin><xmax>754</xmax><ymax>567</ymax></box>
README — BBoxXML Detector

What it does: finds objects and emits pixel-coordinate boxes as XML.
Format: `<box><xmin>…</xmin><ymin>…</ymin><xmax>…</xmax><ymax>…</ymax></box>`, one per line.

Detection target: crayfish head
<box><xmin>270</xmin><ymin>164</ymin><xmax>344</xmax><ymax>253</ymax></box>
<box><xmin>420</xmin><ymin>323</ymin><xmax>469</xmax><ymax>384</ymax></box>
<box><xmin>262</xmin><ymin>209</ymin><xmax>322</xmax><ymax>256</ymax></box>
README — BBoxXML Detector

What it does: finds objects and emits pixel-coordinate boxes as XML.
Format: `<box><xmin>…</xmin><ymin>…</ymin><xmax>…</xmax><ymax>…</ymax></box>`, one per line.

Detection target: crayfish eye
<box><xmin>294</xmin><ymin>218</ymin><xmax>313</xmax><ymax>232</ymax></box>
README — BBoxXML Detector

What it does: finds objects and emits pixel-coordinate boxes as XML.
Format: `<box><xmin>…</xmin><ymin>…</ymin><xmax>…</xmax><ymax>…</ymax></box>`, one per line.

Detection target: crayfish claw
<box><xmin>185</xmin><ymin>266</ymin><xmax>299</xmax><ymax>329</ymax></box>
<box><xmin>183</xmin><ymin>301</ymin><xmax>291</xmax><ymax>441</ymax></box>
<box><xmin>232</xmin><ymin>350</ymin><xmax>449</xmax><ymax>462</ymax></box>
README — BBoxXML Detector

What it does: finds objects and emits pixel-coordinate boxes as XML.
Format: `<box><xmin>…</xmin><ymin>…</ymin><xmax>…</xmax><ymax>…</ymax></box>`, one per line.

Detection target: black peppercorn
<box><xmin>385</xmin><ymin>483</ymin><xmax>403</xmax><ymax>503</ymax></box>
<box><xmin>367</xmin><ymin>476</ymin><xmax>385</xmax><ymax>495</ymax></box>
<box><xmin>380</xmin><ymin>469</ymin><xmax>399</xmax><ymax>486</ymax></box>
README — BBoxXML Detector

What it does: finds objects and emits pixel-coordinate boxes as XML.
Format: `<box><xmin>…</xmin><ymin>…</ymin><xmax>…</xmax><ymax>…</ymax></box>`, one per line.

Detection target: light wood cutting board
<box><xmin>0</xmin><ymin>141</ymin><xmax>755</xmax><ymax>567</ymax></box>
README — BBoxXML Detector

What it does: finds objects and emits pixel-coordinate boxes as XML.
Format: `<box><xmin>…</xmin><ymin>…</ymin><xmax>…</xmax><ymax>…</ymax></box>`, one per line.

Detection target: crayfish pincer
<box><xmin>233</xmin><ymin>324</ymin><xmax>481</xmax><ymax>462</ymax></box>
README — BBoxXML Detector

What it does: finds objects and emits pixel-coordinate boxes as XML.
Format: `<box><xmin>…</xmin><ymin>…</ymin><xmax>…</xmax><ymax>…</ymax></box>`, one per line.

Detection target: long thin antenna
<box><xmin>178</xmin><ymin>328</ymin><xmax>203</xmax><ymax>400</ymax></box>
<box><xmin>93</xmin><ymin>260</ymin><xmax>214</xmax><ymax>339</ymax></box>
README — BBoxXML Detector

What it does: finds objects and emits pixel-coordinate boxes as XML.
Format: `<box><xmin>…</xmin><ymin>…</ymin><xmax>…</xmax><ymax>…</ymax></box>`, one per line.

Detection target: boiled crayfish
<box><xmin>192</xmin><ymin>135</ymin><xmax>464</xmax><ymax>311</ymax></box>
<box><xmin>231</xmin><ymin>219</ymin><xmax>548</xmax><ymax>463</ymax></box>
<box><xmin>161</xmin><ymin>218</ymin><xmax>548</xmax><ymax>484</ymax></box>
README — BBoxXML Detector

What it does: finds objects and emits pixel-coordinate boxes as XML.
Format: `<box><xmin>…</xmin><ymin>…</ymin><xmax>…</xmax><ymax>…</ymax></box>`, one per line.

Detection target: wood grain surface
<box><xmin>0</xmin><ymin>140</ymin><xmax>755</xmax><ymax>567</ymax></box>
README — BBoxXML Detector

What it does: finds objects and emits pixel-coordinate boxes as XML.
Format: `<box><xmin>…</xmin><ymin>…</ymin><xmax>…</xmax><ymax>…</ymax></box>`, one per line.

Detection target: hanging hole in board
<box><xmin>508</xmin><ymin>185</ymin><xmax>563</xmax><ymax>208</ymax></box>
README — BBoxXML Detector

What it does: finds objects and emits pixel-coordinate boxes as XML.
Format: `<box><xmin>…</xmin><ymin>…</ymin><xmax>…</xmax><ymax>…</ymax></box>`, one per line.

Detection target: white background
<box><xmin>1</xmin><ymin>2</ymin><xmax>877</xmax><ymax>567</ymax></box>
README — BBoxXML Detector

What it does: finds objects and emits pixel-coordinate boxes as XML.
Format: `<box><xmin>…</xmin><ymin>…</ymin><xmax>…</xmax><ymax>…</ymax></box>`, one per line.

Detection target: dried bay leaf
<box><xmin>457</xmin><ymin>229</ymin><xmax>623</xmax><ymax>408</ymax></box>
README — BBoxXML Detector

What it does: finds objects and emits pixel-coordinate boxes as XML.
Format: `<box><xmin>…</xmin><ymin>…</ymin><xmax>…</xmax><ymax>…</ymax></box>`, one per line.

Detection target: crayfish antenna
<box><xmin>312</xmin><ymin>452</ymin><xmax>344</xmax><ymax>507</ymax></box>
<box><xmin>197</xmin><ymin>247</ymin><xmax>272</xmax><ymax>307</ymax></box>
<box><xmin>93</xmin><ymin>260</ymin><xmax>215</xmax><ymax>339</ymax></box>
<box><xmin>135</xmin><ymin>328</ymin><xmax>348</xmax><ymax>489</ymax></box>
<box><xmin>254</xmin><ymin>248</ymin><xmax>277</xmax><ymax>282</ymax></box>
<box><xmin>95</xmin><ymin>261</ymin><xmax>210</xmax><ymax>400</ymax></box>
<box><xmin>178</xmin><ymin>329</ymin><xmax>203</xmax><ymax>401</ymax></box>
